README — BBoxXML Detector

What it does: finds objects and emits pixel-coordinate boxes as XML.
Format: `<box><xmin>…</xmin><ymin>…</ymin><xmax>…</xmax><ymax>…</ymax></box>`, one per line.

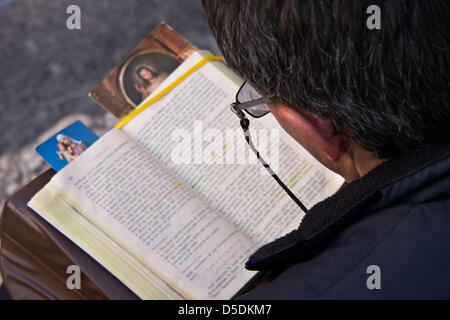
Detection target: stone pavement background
<box><xmin>0</xmin><ymin>0</ymin><xmax>218</xmax><ymax>208</ymax></box>
<box><xmin>0</xmin><ymin>0</ymin><xmax>218</xmax><ymax>288</ymax></box>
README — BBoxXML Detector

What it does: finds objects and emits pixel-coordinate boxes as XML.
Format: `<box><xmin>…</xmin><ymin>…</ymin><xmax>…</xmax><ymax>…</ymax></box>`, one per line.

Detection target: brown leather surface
<box><xmin>0</xmin><ymin>169</ymin><xmax>139</xmax><ymax>300</ymax></box>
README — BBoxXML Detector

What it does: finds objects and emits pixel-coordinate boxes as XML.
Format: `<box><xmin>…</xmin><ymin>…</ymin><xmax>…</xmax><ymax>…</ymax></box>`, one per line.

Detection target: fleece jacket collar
<box><xmin>245</xmin><ymin>144</ymin><xmax>450</xmax><ymax>271</ymax></box>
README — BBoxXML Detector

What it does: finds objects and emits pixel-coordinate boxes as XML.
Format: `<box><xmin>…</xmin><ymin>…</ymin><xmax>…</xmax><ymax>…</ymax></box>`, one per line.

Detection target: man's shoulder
<box><xmin>240</xmin><ymin>198</ymin><xmax>450</xmax><ymax>299</ymax></box>
<box><xmin>318</xmin><ymin>199</ymin><xmax>450</xmax><ymax>299</ymax></box>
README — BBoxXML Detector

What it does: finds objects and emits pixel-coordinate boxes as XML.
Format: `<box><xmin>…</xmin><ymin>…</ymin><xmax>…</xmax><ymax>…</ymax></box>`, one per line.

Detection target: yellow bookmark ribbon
<box><xmin>115</xmin><ymin>55</ymin><xmax>225</xmax><ymax>129</ymax></box>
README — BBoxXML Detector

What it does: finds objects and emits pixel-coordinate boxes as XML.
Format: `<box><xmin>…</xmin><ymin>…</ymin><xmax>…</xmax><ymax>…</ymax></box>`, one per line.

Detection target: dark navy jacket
<box><xmin>239</xmin><ymin>144</ymin><xmax>450</xmax><ymax>299</ymax></box>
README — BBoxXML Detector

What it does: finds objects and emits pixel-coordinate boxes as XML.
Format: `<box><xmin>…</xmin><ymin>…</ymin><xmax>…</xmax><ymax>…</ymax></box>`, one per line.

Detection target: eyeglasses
<box><xmin>230</xmin><ymin>82</ymin><xmax>271</xmax><ymax>118</ymax></box>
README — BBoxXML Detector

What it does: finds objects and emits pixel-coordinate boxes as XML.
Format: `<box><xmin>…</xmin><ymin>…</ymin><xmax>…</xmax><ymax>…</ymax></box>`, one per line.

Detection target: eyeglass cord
<box><xmin>234</xmin><ymin>110</ymin><xmax>310</xmax><ymax>215</ymax></box>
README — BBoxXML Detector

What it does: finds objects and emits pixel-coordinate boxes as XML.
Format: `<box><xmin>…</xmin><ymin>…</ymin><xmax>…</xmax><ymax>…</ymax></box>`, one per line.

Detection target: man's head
<box><xmin>202</xmin><ymin>0</ymin><xmax>449</xmax><ymax>181</ymax></box>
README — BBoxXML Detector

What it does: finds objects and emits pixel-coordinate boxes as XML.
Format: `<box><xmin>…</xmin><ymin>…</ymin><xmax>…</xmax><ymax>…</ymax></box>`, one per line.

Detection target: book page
<box><xmin>28</xmin><ymin>183</ymin><xmax>184</xmax><ymax>300</ymax></box>
<box><xmin>50</xmin><ymin>128</ymin><xmax>257</xmax><ymax>299</ymax></box>
<box><xmin>122</xmin><ymin>51</ymin><xmax>344</xmax><ymax>246</ymax></box>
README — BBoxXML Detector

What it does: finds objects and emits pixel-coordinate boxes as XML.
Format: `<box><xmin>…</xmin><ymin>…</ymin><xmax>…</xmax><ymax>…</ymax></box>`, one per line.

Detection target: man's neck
<box><xmin>352</xmin><ymin>146</ymin><xmax>387</xmax><ymax>182</ymax></box>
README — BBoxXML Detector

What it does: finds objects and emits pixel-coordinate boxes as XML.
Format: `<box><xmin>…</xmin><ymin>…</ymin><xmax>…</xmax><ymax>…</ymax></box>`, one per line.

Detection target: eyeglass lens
<box><xmin>237</xmin><ymin>82</ymin><xmax>270</xmax><ymax>118</ymax></box>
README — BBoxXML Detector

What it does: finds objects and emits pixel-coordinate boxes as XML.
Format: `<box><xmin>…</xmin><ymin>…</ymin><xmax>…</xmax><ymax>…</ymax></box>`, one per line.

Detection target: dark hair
<box><xmin>202</xmin><ymin>0</ymin><xmax>449</xmax><ymax>157</ymax></box>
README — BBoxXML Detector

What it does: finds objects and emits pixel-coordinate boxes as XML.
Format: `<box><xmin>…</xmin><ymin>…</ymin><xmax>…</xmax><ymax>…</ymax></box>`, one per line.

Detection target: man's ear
<box><xmin>276</xmin><ymin>104</ymin><xmax>347</xmax><ymax>162</ymax></box>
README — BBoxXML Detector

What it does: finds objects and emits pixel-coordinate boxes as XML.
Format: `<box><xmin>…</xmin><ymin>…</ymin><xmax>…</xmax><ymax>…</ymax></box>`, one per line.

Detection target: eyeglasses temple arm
<box><xmin>233</xmin><ymin>98</ymin><xmax>271</xmax><ymax>110</ymax></box>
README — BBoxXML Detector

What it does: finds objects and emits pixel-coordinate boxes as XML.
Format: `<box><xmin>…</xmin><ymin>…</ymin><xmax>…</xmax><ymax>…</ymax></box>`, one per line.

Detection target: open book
<box><xmin>28</xmin><ymin>49</ymin><xmax>344</xmax><ymax>299</ymax></box>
